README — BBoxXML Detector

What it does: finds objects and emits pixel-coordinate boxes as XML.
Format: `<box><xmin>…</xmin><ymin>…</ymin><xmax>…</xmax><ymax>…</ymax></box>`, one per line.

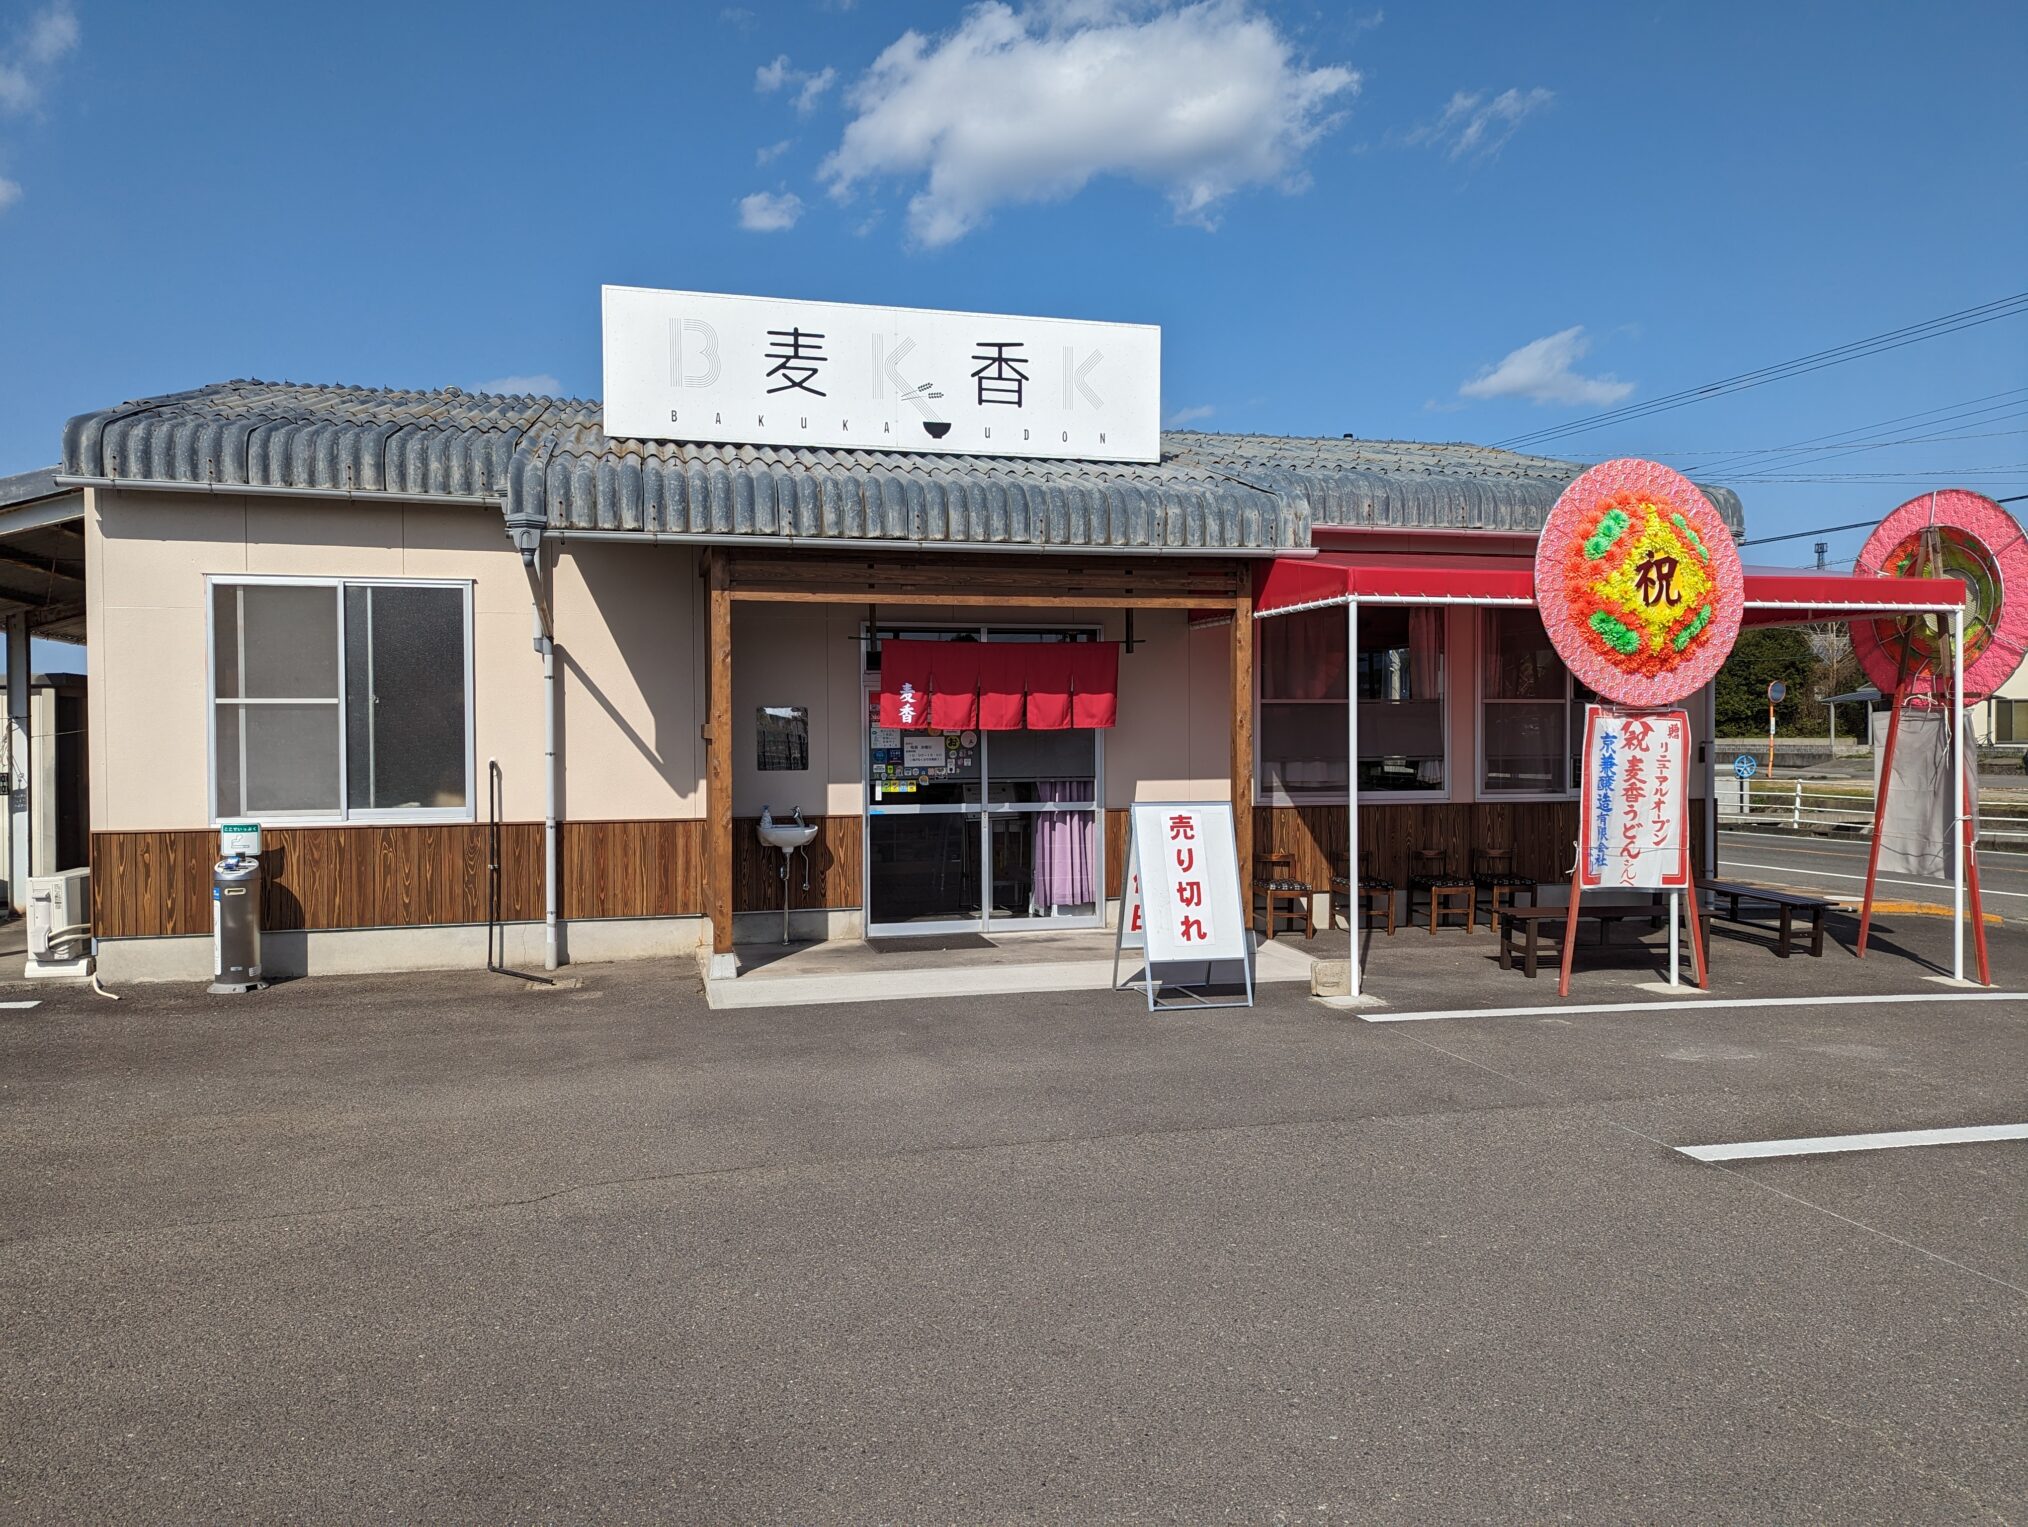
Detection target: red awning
<box><xmin>877</xmin><ymin>639</ymin><xmax>1120</xmax><ymax>730</ymax></box>
<box><xmin>1254</xmin><ymin>550</ymin><xmax>1967</xmax><ymax>621</ymax></box>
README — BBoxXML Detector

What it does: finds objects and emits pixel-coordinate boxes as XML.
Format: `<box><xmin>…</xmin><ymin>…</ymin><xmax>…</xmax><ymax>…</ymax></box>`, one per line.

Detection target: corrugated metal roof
<box><xmin>61</xmin><ymin>380</ymin><xmax>1746</xmax><ymax>551</ymax></box>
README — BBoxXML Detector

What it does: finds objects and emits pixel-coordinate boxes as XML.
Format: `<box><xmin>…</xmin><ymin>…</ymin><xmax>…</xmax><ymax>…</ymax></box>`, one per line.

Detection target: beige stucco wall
<box><xmin>86</xmin><ymin>489</ymin><xmax>704</xmax><ymax>830</ymax></box>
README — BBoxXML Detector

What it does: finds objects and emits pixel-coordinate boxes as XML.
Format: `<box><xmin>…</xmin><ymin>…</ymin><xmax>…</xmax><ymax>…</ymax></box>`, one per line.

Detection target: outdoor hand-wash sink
<box><xmin>757</xmin><ymin>808</ymin><xmax>817</xmax><ymax>851</ymax></box>
<box><xmin>757</xmin><ymin>808</ymin><xmax>818</xmax><ymax>943</ymax></box>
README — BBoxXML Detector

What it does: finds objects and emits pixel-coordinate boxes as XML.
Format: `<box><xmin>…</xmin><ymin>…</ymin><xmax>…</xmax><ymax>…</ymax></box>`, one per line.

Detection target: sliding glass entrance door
<box><xmin>864</xmin><ymin>626</ymin><xmax>1103</xmax><ymax>938</ymax></box>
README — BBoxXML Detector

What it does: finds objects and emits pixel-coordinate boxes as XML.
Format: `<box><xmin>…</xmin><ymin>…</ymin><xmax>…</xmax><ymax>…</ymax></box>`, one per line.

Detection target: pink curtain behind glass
<box><xmin>1409</xmin><ymin>609</ymin><xmax>1442</xmax><ymax>698</ymax></box>
<box><xmin>1031</xmin><ymin>779</ymin><xmax>1095</xmax><ymax>907</ymax></box>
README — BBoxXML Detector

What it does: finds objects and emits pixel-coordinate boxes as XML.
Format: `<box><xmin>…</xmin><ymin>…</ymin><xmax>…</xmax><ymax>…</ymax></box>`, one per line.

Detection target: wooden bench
<box><xmin>1495</xmin><ymin>901</ymin><xmax>1667</xmax><ymax>979</ymax></box>
<box><xmin>1701</xmin><ymin>879</ymin><xmax>1830</xmax><ymax>958</ymax></box>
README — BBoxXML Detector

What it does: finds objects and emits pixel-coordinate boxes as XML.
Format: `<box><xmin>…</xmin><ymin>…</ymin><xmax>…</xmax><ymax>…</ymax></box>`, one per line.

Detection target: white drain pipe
<box><xmin>512</xmin><ymin>536</ymin><xmax>559</xmax><ymax>971</ymax></box>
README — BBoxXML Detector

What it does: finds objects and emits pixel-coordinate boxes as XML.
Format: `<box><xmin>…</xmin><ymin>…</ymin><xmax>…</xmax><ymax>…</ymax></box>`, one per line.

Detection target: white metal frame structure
<box><xmin>1253</xmin><ymin>584</ymin><xmax>1974</xmax><ymax>1001</ymax></box>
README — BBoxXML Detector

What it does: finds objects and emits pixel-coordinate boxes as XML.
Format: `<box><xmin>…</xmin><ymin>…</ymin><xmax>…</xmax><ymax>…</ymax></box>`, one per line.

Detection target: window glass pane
<box><xmin>1260</xmin><ymin>605</ymin><xmax>1444</xmax><ymax>798</ymax></box>
<box><xmin>345</xmin><ymin>585</ymin><xmax>468</xmax><ymax>811</ymax></box>
<box><xmin>212</xmin><ymin>585</ymin><xmax>241</xmax><ymax>699</ymax></box>
<box><xmin>1483</xmin><ymin>609</ymin><xmax>1564</xmax><ymax>699</ymax></box>
<box><xmin>238</xmin><ymin>584</ymin><xmax>339</xmax><ymax>699</ymax></box>
<box><xmin>1259</xmin><ymin>608</ymin><xmax>1347</xmax><ymax>701</ymax></box>
<box><xmin>1484</xmin><ymin>701</ymin><xmax>1567</xmax><ymax>794</ymax></box>
<box><xmin>241</xmin><ymin>703</ymin><xmax>342</xmax><ymax>814</ymax></box>
<box><xmin>214</xmin><ymin>705</ymin><xmax>243</xmax><ymax>818</ymax></box>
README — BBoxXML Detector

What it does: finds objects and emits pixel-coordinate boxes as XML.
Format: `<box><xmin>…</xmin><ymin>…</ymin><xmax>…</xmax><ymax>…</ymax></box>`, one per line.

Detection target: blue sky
<box><xmin>2</xmin><ymin>0</ymin><xmax>2024</xmax><ymax>571</ymax></box>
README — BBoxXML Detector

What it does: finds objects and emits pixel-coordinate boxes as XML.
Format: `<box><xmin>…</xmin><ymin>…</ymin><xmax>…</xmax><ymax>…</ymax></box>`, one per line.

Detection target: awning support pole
<box><xmin>6</xmin><ymin>612</ymin><xmax>28</xmax><ymax>914</ymax></box>
<box><xmin>1346</xmin><ymin>597</ymin><xmax>1360</xmax><ymax>999</ymax></box>
<box><xmin>1953</xmin><ymin>607</ymin><xmax>1966</xmax><ymax>984</ymax></box>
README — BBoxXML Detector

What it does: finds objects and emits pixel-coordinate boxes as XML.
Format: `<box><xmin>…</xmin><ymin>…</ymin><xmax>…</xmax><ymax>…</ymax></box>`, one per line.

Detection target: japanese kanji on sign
<box><xmin>1577</xmin><ymin>707</ymin><xmax>1691</xmax><ymax>891</ymax></box>
<box><xmin>1535</xmin><ymin>457</ymin><xmax>1744</xmax><ymax>709</ymax></box>
<box><xmin>1113</xmin><ymin>801</ymin><xmax>1252</xmax><ymax>1010</ymax></box>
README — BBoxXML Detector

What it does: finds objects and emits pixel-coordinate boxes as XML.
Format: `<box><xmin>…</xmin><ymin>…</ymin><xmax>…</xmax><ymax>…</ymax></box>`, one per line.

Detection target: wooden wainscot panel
<box><xmin>1254</xmin><ymin>801</ymin><xmax>1599</xmax><ymax>889</ymax></box>
<box><xmin>560</xmin><ymin>819</ymin><xmax>706</xmax><ymax>920</ymax></box>
<box><xmin>90</xmin><ymin>823</ymin><xmax>546</xmax><ymax>938</ymax></box>
<box><xmin>1103</xmin><ymin>808</ymin><xmax>1128</xmax><ymax>900</ymax></box>
<box><xmin>733</xmin><ymin>814</ymin><xmax>862</xmax><ymax>912</ymax></box>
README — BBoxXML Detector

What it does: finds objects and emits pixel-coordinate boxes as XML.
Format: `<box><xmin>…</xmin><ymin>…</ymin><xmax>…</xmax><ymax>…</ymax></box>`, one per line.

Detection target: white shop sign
<box><xmin>601</xmin><ymin>286</ymin><xmax>1161</xmax><ymax>464</ymax></box>
<box><xmin>1577</xmin><ymin>706</ymin><xmax>1690</xmax><ymax>891</ymax></box>
<box><xmin>1113</xmin><ymin>801</ymin><xmax>1253</xmax><ymax>1010</ymax></box>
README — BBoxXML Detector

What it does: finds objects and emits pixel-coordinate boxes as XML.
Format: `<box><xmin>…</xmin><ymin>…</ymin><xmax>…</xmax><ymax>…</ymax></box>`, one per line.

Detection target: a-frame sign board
<box><xmin>1112</xmin><ymin>801</ymin><xmax>1255</xmax><ymax>1011</ymax></box>
<box><xmin>1559</xmin><ymin>705</ymin><xmax>1709</xmax><ymax>997</ymax></box>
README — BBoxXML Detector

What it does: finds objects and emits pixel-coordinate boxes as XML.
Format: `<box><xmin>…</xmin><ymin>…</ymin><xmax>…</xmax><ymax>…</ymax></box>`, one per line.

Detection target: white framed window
<box><xmin>208</xmin><ymin>577</ymin><xmax>475</xmax><ymax>824</ymax></box>
<box><xmin>1255</xmin><ymin>604</ymin><xmax>1449</xmax><ymax>804</ymax></box>
<box><xmin>1479</xmin><ymin>607</ymin><xmax>1591</xmax><ymax>798</ymax></box>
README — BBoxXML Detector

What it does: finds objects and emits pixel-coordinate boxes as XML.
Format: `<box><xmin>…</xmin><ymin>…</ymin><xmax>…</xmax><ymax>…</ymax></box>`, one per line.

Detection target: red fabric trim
<box><xmin>1254</xmin><ymin>550</ymin><xmax>1969</xmax><ymax>618</ymax></box>
<box><xmin>975</xmin><ymin>644</ymin><xmax>1028</xmax><ymax>730</ymax></box>
<box><xmin>878</xmin><ymin>637</ymin><xmax>1120</xmax><ymax>731</ymax></box>
<box><xmin>1068</xmin><ymin>642</ymin><xmax>1119</xmax><ymax>728</ymax></box>
<box><xmin>876</xmin><ymin>638</ymin><xmax>939</xmax><ymax>729</ymax></box>
<box><xmin>928</xmin><ymin>644</ymin><xmax>979</xmax><ymax>730</ymax></box>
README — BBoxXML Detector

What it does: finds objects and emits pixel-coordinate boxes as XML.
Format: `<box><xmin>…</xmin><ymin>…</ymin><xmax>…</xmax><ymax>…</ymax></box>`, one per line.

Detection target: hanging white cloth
<box><xmin>1876</xmin><ymin>707</ymin><xmax>1975</xmax><ymax>878</ymax></box>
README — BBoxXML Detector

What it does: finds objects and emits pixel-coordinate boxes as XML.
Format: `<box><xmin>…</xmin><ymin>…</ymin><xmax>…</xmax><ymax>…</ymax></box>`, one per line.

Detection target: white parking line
<box><xmin>1717</xmin><ymin>857</ymin><xmax>2028</xmax><ymax>902</ymax></box>
<box><xmin>0</xmin><ymin>1000</ymin><xmax>39</xmax><ymax>1009</ymax></box>
<box><xmin>1362</xmin><ymin>990</ymin><xmax>2023</xmax><ymax>1023</ymax></box>
<box><xmin>1678</xmin><ymin>1122</ymin><xmax>2028</xmax><ymax>1164</ymax></box>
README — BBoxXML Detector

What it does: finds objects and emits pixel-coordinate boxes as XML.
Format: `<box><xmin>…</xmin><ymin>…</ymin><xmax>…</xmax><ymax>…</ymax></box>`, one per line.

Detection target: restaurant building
<box><xmin>42</xmin><ymin>372</ymin><xmax>1735</xmax><ymax>983</ymax></box>
<box><xmin>34</xmin><ymin>352</ymin><xmax>1958</xmax><ymax>989</ymax></box>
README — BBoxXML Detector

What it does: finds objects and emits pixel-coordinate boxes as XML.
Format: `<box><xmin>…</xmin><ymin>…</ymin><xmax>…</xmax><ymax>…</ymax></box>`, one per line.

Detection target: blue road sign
<box><xmin>1733</xmin><ymin>754</ymin><xmax>1758</xmax><ymax>779</ymax></box>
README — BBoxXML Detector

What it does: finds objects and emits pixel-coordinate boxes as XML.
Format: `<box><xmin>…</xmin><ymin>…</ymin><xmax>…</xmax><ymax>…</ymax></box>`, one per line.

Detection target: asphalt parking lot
<box><xmin>3</xmin><ymin>927</ymin><xmax>2025</xmax><ymax>1523</ymax></box>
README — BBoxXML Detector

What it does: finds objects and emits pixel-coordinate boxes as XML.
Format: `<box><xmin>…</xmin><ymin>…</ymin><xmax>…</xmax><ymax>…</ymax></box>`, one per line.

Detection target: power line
<box><xmin>1492</xmin><ymin>292</ymin><xmax>2028</xmax><ymax>451</ymax></box>
<box><xmin>1674</xmin><ymin>394</ymin><xmax>2028</xmax><ymax>479</ymax></box>
<box><xmin>1664</xmin><ymin>389</ymin><xmax>2028</xmax><ymax>477</ymax></box>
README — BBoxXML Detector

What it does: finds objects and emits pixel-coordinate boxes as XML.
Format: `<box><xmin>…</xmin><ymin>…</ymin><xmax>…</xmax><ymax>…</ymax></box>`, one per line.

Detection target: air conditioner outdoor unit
<box><xmin>26</xmin><ymin>867</ymin><xmax>92</xmax><ymax>980</ymax></box>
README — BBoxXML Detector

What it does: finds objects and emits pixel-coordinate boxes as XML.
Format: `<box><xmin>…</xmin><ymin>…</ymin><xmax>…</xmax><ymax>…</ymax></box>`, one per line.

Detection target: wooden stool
<box><xmin>1330</xmin><ymin>873</ymin><xmax>1395</xmax><ymax>935</ymax></box>
<box><xmin>1408</xmin><ymin>847</ymin><xmax>1474</xmax><ymax>934</ymax></box>
<box><xmin>1252</xmin><ymin>853</ymin><xmax>1314</xmax><ymax>940</ymax></box>
<box><xmin>1473</xmin><ymin>850</ymin><xmax>1538</xmax><ymax>921</ymax></box>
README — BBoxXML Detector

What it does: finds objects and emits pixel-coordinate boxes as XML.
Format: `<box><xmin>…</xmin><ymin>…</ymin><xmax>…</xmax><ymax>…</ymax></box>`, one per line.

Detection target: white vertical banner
<box><xmin>1578</xmin><ymin>706</ymin><xmax>1692</xmax><ymax>891</ymax></box>
<box><xmin>1113</xmin><ymin>801</ymin><xmax>1252</xmax><ymax>1009</ymax></box>
<box><xmin>1131</xmin><ymin>802</ymin><xmax>1247</xmax><ymax>964</ymax></box>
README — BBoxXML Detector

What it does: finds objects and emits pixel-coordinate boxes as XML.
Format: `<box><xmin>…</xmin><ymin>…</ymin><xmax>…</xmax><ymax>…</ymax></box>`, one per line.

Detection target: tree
<box><xmin>1713</xmin><ymin>626</ymin><xmax>1818</xmax><ymax>736</ymax></box>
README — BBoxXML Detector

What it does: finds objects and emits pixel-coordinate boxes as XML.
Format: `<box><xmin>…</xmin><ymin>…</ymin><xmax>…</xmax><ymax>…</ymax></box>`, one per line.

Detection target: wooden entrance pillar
<box><xmin>705</xmin><ymin>551</ymin><xmax>735</xmax><ymax>963</ymax></box>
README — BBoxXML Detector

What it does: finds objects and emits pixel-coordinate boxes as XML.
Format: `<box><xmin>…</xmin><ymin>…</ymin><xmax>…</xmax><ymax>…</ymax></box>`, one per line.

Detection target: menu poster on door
<box><xmin>1128</xmin><ymin>802</ymin><xmax>1248</xmax><ymax>966</ymax></box>
<box><xmin>1576</xmin><ymin>705</ymin><xmax>1691</xmax><ymax>891</ymax></box>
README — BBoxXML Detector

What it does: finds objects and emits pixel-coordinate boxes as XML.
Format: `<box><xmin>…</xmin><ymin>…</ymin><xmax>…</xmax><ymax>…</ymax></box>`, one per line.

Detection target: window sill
<box><xmin>208</xmin><ymin>811</ymin><xmax>478</xmax><ymax>830</ymax></box>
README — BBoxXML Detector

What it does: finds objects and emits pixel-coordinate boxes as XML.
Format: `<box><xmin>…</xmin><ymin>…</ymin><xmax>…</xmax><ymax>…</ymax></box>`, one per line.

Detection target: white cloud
<box><xmin>738</xmin><ymin>189</ymin><xmax>804</xmax><ymax>231</ymax></box>
<box><xmin>756</xmin><ymin>54</ymin><xmax>836</xmax><ymax>115</ymax></box>
<box><xmin>0</xmin><ymin>0</ymin><xmax>77</xmax><ymax>114</ymax></box>
<box><xmin>0</xmin><ymin>2</ymin><xmax>78</xmax><ymax>215</ymax></box>
<box><xmin>1166</xmin><ymin>403</ymin><xmax>1216</xmax><ymax>427</ymax></box>
<box><xmin>1407</xmin><ymin>86</ymin><xmax>1553</xmax><ymax>162</ymax></box>
<box><xmin>820</xmin><ymin>1</ymin><xmax>1360</xmax><ymax>247</ymax></box>
<box><xmin>1459</xmin><ymin>326</ymin><xmax>1634</xmax><ymax>408</ymax></box>
<box><xmin>475</xmin><ymin>374</ymin><xmax>563</xmax><ymax>397</ymax></box>
<box><xmin>756</xmin><ymin>137</ymin><xmax>793</xmax><ymax>165</ymax></box>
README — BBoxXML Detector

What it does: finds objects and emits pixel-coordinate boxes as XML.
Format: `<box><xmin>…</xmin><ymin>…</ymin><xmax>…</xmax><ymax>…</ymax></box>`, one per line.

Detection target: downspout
<box><xmin>510</xmin><ymin>527</ymin><xmax>559</xmax><ymax>971</ymax></box>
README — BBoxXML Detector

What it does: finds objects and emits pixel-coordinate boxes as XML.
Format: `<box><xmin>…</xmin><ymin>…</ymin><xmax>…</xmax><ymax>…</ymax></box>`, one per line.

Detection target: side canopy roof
<box><xmin>62</xmin><ymin>380</ymin><xmax>1746</xmax><ymax>555</ymax></box>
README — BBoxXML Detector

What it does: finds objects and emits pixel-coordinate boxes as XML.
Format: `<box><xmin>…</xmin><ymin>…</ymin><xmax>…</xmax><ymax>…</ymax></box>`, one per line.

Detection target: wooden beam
<box><xmin>1230</xmin><ymin>575</ymin><xmax>1254</xmax><ymax>897</ymax></box>
<box><xmin>706</xmin><ymin>551</ymin><xmax>735</xmax><ymax>957</ymax></box>
<box><xmin>728</xmin><ymin>588</ymin><xmax>1233</xmax><ymax>609</ymax></box>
